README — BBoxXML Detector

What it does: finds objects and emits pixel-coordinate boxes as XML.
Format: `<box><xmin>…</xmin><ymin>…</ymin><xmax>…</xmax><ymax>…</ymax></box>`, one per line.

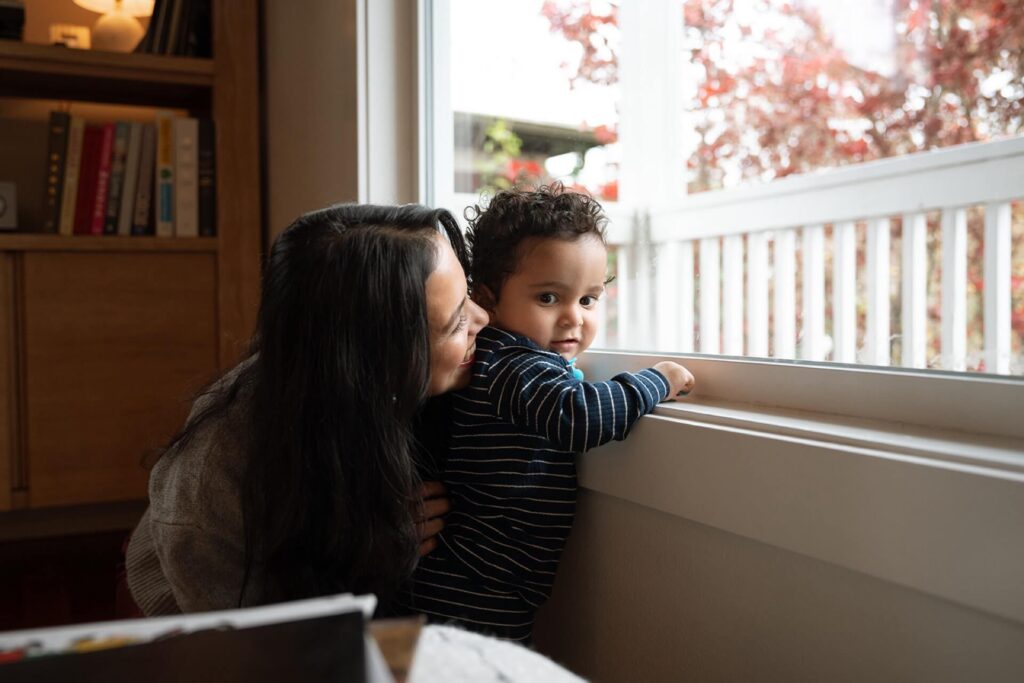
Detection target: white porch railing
<box><xmin>603</xmin><ymin>137</ymin><xmax>1024</xmax><ymax>375</ymax></box>
<box><xmin>445</xmin><ymin>137</ymin><xmax>1022</xmax><ymax>375</ymax></box>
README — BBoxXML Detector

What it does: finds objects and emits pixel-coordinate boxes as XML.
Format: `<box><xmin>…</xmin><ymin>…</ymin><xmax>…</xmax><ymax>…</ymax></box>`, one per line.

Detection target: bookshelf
<box><xmin>0</xmin><ymin>2</ymin><xmax>261</xmax><ymax>523</ymax></box>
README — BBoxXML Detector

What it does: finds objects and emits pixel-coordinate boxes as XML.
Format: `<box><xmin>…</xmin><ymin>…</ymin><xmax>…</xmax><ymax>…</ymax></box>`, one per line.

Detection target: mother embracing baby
<box><xmin>127</xmin><ymin>192</ymin><xmax>693</xmax><ymax>648</ymax></box>
<box><xmin>127</xmin><ymin>203</ymin><xmax>487</xmax><ymax>613</ymax></box>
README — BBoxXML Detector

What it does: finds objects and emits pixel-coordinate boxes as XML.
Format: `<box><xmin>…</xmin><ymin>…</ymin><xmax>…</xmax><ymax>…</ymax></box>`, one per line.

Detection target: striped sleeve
<box><xmin>486</xmin><ymin>350</ymin><xmax>670</xmax><ymax>453</ymax></box>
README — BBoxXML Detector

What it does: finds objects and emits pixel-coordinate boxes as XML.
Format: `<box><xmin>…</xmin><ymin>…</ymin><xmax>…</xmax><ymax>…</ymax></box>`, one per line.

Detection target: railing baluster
<box><xmin>635</xmin><ymin>214</ymin><xmax>654</xmax><ymax>348</ymax></box>
<box><xmin>655</xmin><ymin>241</ymin><xmax>681</xmax><ymax>351</ymax></box>
<box><xmin>722</xmin><ymin>234</ymin><xmax>744</xmax><ymax>355</ymax></box>
<box><xmin>866</xmin><ymin>218</ymin><xmax>891</xmax><ymax>366</ymax></box>
<box><xmin>901</xmin><ymin>212</ymin><xmax>928</xmax><ymax>368</ymax></box>
<box><xmin>747</xmin><ymin>231</ymin><xmax>769</xmax><ymax>357</ymax></box>
<box><xmin>699</xmin><ymin>237</ymin><xmax>721</xmax><ymax>354</ymax></box>
<box><xmin>802</xmin><ymin>225</ymin><xmax>826</xmax><ymax>361</ymax></box>
<box><xmin>679</xmin><ymin>241</ymin><xmax>695</xmax><ymax>353</ymax></box>
<box><xmin>984</xmin><ymin>202</ymin><xmax>1012</xmax><ymax>374</ymax></box>
<box><xmin>940</xmin><ymin>208</ymin><xmax>967</xmax><ymax>371</ymax></box>
<box><xmin>774</xmin><ymin>229</ymin><xmax>796</xmax><ymax>359</ymax></box>
<box><xmin>615</xmin><ymin>244</ymin><xmax>633</xmax><ymax>348</ymax></box>
<box><xmin>833</xmin><ymin>221</ymin><xmax>857</xmax><ymax>362</ymax></box>
<box><xmin>594</xmin><ymin>248</ymin><xmax>609</xmax><ymax>349</ymax></box>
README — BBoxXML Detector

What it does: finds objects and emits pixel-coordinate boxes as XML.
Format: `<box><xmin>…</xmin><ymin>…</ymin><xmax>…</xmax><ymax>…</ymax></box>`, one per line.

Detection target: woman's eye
<box><xmin>538</xmin><ymin>293</ymin><xmax>557</xmax><ymax>305</ymax></box>
<box><xmin>580</xmin><ymin>295</ymin><xmax>598</xmax><ymax>307</ymax></box>
<box><xmin>452</xmin><ymin>314</ymin><xmax>468</xmax><ymax>333</ymax></box>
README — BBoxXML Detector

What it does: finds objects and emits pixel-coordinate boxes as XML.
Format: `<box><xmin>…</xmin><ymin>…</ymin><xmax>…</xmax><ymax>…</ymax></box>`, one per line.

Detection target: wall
<box><xmin>534</xmin><ymin>490</ymin><xmax>1024</xmax><ymax>682</ymax></box>
<box><xmin>263</xmin><ymin>0</ymin><xmax>360</xmax><ymax>241</ymax></box>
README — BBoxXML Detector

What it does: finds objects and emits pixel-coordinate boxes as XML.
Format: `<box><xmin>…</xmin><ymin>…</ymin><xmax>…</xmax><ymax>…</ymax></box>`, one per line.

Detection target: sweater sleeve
<box><xmin>485</xmin><ymin>349</ymin><xmax>670</xmax><ymax>453</ymax></box>
<box><xmin>126</xmin><ymin>396</ymin><xmax>253</xmax><ymax>615</ymax></box>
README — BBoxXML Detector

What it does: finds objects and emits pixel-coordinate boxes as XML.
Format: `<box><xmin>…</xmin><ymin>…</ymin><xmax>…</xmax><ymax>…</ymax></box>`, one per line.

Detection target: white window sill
<box><xmin>578</xmin><ymin>352</ymin><xmax>1024</xmax><ymax>625</ymax></box>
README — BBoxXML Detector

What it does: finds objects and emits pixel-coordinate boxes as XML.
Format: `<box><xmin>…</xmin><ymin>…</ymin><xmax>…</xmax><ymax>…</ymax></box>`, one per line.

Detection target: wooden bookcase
<box><xmin>0</xmin><ymin>3</ymin><xmax>261</xmax><ymax>523</ymax></box>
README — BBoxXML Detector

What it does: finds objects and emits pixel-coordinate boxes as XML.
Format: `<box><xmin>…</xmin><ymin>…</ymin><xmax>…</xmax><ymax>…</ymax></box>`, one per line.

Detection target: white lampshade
<box><xmin>73</xmin><ymin>0</ymin><xmax>155</xmax><ymax>19</ymax></box>
<box><xmin>73</xmin><ymin>0</ymin><xmax>155</xmax><ymax>52</ymax></box>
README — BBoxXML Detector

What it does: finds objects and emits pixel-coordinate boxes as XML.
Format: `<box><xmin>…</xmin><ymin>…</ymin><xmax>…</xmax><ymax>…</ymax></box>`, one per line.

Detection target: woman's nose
<box><xmin>468</xmin><ymin>298</ymin><xmax>489</xmax><ymax>333</ymax></box>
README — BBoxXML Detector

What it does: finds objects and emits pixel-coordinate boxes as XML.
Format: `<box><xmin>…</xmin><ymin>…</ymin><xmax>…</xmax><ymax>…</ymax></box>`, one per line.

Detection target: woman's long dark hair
<box><xmin>167</xmin><ymin>203</ymin><xmax>468</xmax><ymax>606</ymax></box>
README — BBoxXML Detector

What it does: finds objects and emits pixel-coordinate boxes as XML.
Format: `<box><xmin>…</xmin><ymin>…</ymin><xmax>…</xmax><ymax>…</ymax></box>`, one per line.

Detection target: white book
<box><xmin>117</xmin><ymin>122</ymin><xmax>143</xmax><ymax>236</ymax></box>
<box><xmin>172</xmin><ymin>117</ymin><xmax>199</xmax><ymax>237</ymax></box>
<box><xmin>57</xmin><ymin>117</ymin><xmax>85</xmax><ymax>237</ymax></box>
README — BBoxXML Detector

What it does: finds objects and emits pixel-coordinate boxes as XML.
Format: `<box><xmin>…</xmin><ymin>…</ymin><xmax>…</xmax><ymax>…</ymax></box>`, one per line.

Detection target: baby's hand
<box><xmin>654</xmin><ymin>361</ymin><xmax>696</xmax><ymax>399</ymax></box>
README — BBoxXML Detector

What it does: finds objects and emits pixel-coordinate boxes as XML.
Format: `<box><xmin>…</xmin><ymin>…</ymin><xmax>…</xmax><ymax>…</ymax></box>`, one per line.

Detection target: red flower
<box><xmin>593</xmin><ymin>124</ymin><xmax>618</xmax><ymax>144</ymax></box>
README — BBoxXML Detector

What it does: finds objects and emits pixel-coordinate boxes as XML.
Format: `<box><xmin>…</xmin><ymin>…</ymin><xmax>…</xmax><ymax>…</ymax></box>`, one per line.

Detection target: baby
<box><xmin>402</xmin><ymin>184</ymin><xmax>694</xmax><ymax>641</ymax></box>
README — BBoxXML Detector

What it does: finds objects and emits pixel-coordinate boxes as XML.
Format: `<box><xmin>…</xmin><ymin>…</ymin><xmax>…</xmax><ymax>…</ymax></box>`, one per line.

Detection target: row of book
<box><xmin>43</xmin><ymin>112</ymin><xmax>216</xmax><ymax>238</ymax></box>
<box><xmin>136</xmin><ymin>0</ymin><xmax>212</xmax><ymax>57</ymax></box>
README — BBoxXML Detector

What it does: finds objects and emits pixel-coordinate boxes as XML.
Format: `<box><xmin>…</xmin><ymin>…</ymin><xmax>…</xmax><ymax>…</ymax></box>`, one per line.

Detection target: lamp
<box><xmin>72</xmin><ymin>0</ymin><xmax>154</xmax><ymax>53</ymax></box>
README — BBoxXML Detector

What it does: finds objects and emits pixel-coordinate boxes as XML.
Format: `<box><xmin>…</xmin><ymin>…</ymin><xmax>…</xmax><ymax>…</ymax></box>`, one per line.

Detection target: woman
<box><xmin>126</xmin><ymin>203</ymin><xmax>489</xmax><ymax>615</ymax></box>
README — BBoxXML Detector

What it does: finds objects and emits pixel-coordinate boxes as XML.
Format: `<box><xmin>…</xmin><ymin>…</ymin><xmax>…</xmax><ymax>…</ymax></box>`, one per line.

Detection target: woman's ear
<box><xmin>472</xmin><ymin>285</ymin><xmax>497</xmax><ymax>313</ymax></box>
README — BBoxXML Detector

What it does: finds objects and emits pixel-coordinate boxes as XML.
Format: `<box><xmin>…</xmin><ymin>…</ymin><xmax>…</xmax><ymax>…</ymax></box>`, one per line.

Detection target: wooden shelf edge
<box><xmin>0</xmin><ymin>234</ymin><xmax>218</xmax><ymax>253</ymax></box>
<box><xmin>0</xmin><ymin>40</ymin><xmax>214</xmax><ymax>86</ymax></box>
<box><xmin>0</xmin><ymin>499</ymin><xmax>147</xmax><ymax>542</ymax></box>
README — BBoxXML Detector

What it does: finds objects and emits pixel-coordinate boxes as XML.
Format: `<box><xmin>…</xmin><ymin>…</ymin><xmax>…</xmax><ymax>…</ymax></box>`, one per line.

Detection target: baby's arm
<box><xmin>488</xmin><ymin>353</ymin><xmax>694</xmax><ymax>452</ymax></box>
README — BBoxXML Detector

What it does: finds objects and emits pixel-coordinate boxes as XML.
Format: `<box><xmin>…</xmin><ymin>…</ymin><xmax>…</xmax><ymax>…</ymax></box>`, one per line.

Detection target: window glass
<box><xmin>441</xmin><ymin>0</ymin><xmax>1024</xmax><ymax>376</ymax></box>
<box><xmin>449</xmin><ymin>0</ymin><xmax>619</xmax><ymax>200</ymax></box>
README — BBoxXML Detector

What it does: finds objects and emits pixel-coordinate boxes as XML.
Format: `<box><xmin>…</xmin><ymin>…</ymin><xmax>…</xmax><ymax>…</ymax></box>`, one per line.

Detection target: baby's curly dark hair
<box><xmin>466</xmin><ymin>183</ymin><xmax>608</xmax><ymax>303</ymax></box>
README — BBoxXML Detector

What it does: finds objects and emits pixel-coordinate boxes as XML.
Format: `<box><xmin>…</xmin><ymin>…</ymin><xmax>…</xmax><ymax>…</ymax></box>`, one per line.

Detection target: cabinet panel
<box><xmin>0</xmin><ymin>254</ymin><xmax>14</xmax><ymax>511</ymax></box>
<box><xmin>23</xmin><ymin>252</ymin><xmax>217</xmax><ymax>507</ymax></box>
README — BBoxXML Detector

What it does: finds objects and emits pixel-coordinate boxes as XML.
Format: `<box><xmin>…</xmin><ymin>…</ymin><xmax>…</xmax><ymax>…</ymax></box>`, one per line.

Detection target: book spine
<box><xmin>117</xmin><ymin>122</ymin><xmax>143</xmax><ymax>236</ymax></box>
<box><xmin>58</xmin><ymin>118</ymin><xmax>85</xmax><ymax>237</ymax></box>
<box><xmin>158</xmin><ymin>0</ymin><xmax>181</xmax><ymax>54</ymax></box>
<box><xmin>89</xmin><ymin>123</ymin><xmax>115</xmax><ymax>236</ymax></box>
<box><xmin>155</xmin><ymin>113</ymin><xmax>175</xmax><ymax>237</ymax></box>
<box><xmin>173</xmin><ymin>0</ymin><xmax>194</xmax><ymax>55</ymax></box>
<box><xmin>173</xmin><ymin>117</ymin><xmax>199</xmax><ymax>238</ymax></box>
<box><xmin>103</xmin><ymin>122</ymin><xmax>130</xmax><ymax>235</ymax></box>
<box><xmin>187</xmin><ymin>0</ymin><xmax>212</xmax><ymax>58</ymax></box>
<box><xmin>136</xmin><ymin>0</ymin><xmax>163</xmax><ymax>53</ymax></box>
<box><xmin>197</xmin><ymin>119</ymin><xmax>216</xmax><ymax>237</ymax></box>
<box><xmin>42</xmin><ymin>111</ymin><xmax>71</xmax><ymax>233</ymax></box>
<box><xmin>73</xmin><ymin>125</ymin><xmax>101</xmax><ymax>236</ymax></box>
<box><xmin>132</xmin><ymin>123</ymin><xmax>157</xmax><ymax>236</ymax></box>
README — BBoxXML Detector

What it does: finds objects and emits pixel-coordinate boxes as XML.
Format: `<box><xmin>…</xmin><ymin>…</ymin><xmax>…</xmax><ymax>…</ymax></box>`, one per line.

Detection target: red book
<box><xmin>73</xmin><ymin>125</ymin><xmax>102</xmax><ymax>235</ymax></box>
<box><xmin>90</xmin><ymin>123</ymin><xmax>116</xmax><ymax>235</ymax></box>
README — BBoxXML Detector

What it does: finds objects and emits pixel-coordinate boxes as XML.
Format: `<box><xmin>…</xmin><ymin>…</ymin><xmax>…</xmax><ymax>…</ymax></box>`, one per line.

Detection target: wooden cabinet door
<box><xmin>0</xmin><ymin>253</ymin><xmax>14</xmax><ymax>511</ymax></box>
<box><xmin>23</xmin><ymin>252</ymin><xmax>218</xmax><ymax>507</ymax></box>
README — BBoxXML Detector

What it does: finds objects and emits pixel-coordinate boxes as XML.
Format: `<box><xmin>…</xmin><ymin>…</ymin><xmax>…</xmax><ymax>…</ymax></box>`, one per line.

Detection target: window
<box><xmin>413</xmin><ymin>0</ymin><xmax>1024</xmax><ymax>627</ymax></box>
<box><xmin>426</xmin><ymin>0</ymin><xmax>1024</xmax><ymax>377</ymax></box>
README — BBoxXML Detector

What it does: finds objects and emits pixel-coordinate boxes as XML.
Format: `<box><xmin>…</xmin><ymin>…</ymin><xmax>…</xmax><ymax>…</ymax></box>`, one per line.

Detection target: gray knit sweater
<box><xmin>126</xmin><ymin>360</ymin><xmax>264</xmax><ymax>615</ymax></box>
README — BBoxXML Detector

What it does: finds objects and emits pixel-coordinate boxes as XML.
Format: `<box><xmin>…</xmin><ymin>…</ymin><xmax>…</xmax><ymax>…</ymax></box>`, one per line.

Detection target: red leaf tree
<box><xmin>542</xmin><ymin>0</ymin><xmax>1023</xmax><ymax>191</ymax></box>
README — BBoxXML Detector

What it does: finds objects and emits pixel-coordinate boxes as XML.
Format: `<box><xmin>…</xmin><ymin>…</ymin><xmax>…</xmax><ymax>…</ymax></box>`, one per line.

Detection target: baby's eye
<box><xmin>580</xmin><ymin>295</ymin><xmax>599</xmax><ymax>307</ymax></box>
<box><xmin>537</xmin><ymin>293</ymin><xmax>557</xmax><ymax>305</ymax></box>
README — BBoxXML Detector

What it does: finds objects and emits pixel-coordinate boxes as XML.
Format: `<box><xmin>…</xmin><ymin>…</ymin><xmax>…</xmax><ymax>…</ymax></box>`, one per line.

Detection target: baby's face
<box><xmin>488</xmin><ymin>235</ymin><xmax>608</xmax><ymax>361</ymax></box>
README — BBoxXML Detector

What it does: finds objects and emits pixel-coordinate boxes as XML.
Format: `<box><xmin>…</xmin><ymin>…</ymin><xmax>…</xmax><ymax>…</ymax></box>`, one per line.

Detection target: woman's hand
<box><xmin>415</xmin><ymin>480</ymin><xmax>451</xmax><ymax>557</ymax></box>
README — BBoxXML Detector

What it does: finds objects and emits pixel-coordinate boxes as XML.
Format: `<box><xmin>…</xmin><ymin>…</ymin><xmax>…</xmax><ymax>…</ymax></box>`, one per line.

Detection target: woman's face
<box><xmin>425</xmin><ymin>234</ymin><xmax>489</xmax><ymax>396</ymax></box>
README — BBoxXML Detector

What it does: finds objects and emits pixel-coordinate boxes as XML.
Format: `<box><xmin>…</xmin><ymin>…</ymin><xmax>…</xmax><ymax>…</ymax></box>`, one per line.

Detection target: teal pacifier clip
<box><xmin>567</xmin><ymin>358</ymin><xmax>584</xmax><ymax>381</ymax></box>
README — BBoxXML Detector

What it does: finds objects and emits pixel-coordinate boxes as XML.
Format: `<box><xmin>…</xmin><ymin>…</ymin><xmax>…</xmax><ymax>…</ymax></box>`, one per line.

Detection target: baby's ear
<box><xmin>472</xmin><ymin>285</ymin><xmax>498</xmax><ymax>313</ymax></box>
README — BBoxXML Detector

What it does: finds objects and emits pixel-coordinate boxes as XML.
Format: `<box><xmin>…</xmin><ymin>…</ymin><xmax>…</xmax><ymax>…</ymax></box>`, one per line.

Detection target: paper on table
<box><xmin>0</xmin><ymin>593</ymin><xmax>377</xmax><ymax>656</ymax></box>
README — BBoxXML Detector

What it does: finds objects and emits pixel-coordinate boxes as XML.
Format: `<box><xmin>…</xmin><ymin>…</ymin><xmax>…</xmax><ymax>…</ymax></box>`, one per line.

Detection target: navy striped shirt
<box><xmin>401</xmin><ymin>326</ymin><xmax>669</xmax><ymax>641</ymax></box>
